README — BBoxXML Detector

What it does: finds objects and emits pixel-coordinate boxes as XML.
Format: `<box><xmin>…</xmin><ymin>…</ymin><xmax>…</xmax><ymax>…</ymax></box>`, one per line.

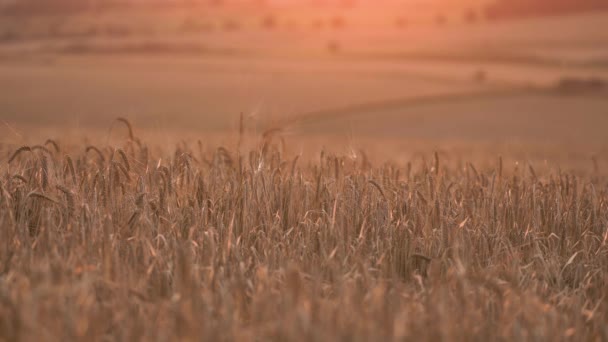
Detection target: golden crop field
<box><xmin>1</xmin><ymin>117</ymin><xmax>607</xmax><ymax>341</ymax></box>
<box><xmin>1</xmin><ymin>1</ymin><xmax>608</xmax><ymax>341</ymax></box>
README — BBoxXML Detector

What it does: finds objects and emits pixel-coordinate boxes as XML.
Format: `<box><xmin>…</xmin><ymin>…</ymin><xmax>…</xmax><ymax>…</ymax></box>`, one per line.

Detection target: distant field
<box><xmin>1</xmin><ymin>11</ymin><xmax>608</xmax><ymax>150</ymax></box>
<box><xmin>0</xmin><ymin>9</ymin><xmax>607</xmax><ymax>174</ymax></box>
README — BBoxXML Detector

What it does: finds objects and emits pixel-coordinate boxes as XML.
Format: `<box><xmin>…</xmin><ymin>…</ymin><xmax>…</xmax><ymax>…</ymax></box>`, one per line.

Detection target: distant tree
<box><xmin>435</xmin><ymin>13</ymin><xmax>447</xmax><ymax>26</ymax></box>
<box><xmin>262</xmin><ymin>14</ymin><xmax>277</xmax><ymax>30</ymax></box>
<box><xmin>330</xmin><ymin>15</ymin><xmax>346</xmax><ymax>29</ymax></box>
<box><xmin>395</xmin><ymin>16</ymin><xmax>408</xmax><ymax>29</ymax></box>
<box><xmin>485</xmin><ymin>0</ymin><xmax>608</xmax><ymax>19</ymax></box>
<box><xmin>1</xmin><ymin>0</ymin><xmax>97</xmax><ymax>14</ymax></box>
<box><xmin>464</xmin><ymin>8</ymin><xmax>478</xmax><ymax>24</ymax></box>
<box><xmin>327</xmin><ymin>39</ymin><xmax>341</xmax><ymax>54</ymax></box>
<box><xmin>223</xmin><ymin>19</ymin><xmax>240</xmax><ymax>32</ymax></box>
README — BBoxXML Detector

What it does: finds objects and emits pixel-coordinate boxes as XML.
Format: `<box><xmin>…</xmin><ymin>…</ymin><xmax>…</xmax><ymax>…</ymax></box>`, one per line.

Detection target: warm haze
<box><xmin>1</xmin><ymin>0</ymin><xmax>607</xmax><ymax>341</ymax></box>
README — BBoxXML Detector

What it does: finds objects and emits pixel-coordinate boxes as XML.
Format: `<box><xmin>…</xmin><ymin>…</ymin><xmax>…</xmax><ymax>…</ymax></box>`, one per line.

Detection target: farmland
<box><xmin>1</xmin><ymin>3</ymin><xmax>607</xmax><ymax>341</ymax></box>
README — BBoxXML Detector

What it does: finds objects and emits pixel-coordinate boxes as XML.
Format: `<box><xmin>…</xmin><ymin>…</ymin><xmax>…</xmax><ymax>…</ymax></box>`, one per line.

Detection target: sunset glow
<box><xmin>1</xmin><ymin>0</ymin><xmax>608</xmax><ymax>340</ymax></box>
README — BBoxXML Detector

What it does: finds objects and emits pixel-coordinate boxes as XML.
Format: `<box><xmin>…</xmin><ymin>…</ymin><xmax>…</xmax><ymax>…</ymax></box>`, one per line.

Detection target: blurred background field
<box><xmin>0</xmin><ymin>0</ymin><xmax>607</xmax><ymax>152</ymax></box>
